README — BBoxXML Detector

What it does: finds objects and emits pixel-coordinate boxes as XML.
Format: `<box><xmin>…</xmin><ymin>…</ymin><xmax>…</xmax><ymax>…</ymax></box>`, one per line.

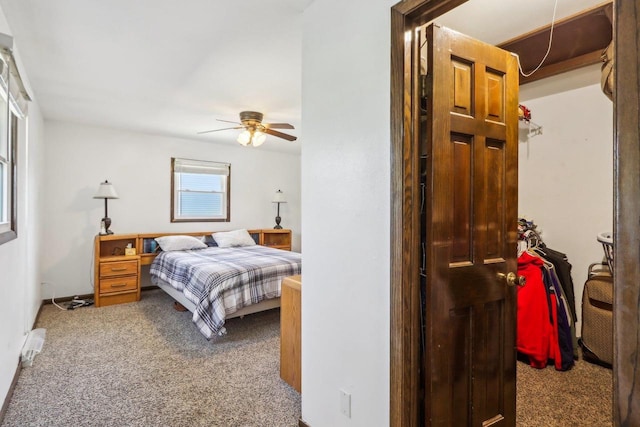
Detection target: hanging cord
<box><xmin>517</xmin><ymin>0</ymin><xmax>560</xmax><ymax>77</ymax></box>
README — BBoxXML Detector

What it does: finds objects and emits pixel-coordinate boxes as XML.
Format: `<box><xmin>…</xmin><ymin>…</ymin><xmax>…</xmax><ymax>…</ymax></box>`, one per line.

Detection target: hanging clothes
<box><xmin>541</xmin><ymin>263</ymin><xmax>574</xmax><ymax>371</ymax></box>
<box><xmin>517</xmin><ymin>218</ymin><xmax>578</xmax><ymax>367</ymax></box>
<box><xmin>517</xmin><ymin>250</ymin><xmax>574</xmax><ymax>371</ymax></box>
<box><xmin>517</xmin><ymin>252</ymin><xmax>553</xmax><ymax>369</ymax></box>
<box><xmin>532</xmin><ymin>245</ymin><xmax>579</xmax><ymax>361</ymax></box>
<box><xmin>535</xmin><ymin>246</ymin><xmax>577</xmax><ymax>322</ymax></box>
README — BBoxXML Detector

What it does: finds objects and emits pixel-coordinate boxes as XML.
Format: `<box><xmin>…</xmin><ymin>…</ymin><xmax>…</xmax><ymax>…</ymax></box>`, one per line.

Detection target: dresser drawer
<box><xmin>99</xmin><ymin>260</ymin><xmax>138</xmax><ymax>277</ymax></box>
<box><xmin>99</xmin><ymin>275</ymin><xmax>138</xmax><ymax>294</ymax></box>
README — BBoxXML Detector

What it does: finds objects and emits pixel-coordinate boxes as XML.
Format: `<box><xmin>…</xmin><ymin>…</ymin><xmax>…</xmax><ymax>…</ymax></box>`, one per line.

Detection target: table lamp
<box><xmin>93</xmin><ymin>180</ymin><xmax>119</xmax><ymax>235</ymax></box>
<box><xmin>272</xmin><ymin>189</ymin><xmax>287</xmax><ymax>229</ymax></box>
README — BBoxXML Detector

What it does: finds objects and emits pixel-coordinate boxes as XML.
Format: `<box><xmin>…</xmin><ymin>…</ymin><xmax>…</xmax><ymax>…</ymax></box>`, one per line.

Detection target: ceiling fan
<box><xmin>198</xmin><ymin>111</ymin><xmax>297</xmax><ymax>147</ymax></box>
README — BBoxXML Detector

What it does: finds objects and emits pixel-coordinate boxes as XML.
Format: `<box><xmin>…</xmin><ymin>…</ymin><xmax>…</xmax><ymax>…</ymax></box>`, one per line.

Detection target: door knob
<box><xmin>497</xmin><ymin>272</ymin><xmax>526</xmax><ymax>287</ymax></box>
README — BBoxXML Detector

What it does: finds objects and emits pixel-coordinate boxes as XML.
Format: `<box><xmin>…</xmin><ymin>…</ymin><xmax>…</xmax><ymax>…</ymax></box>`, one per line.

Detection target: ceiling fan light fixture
<box><xmin>237</xmin><ymin>130</ymin><xmax>251</xmax><ymax>146</ymax></box>
<box><xmin>201</xmin><ymin>111</ymin><xmax>296</xmax><ymax>145</ymax></box>
<box><xmin>252</xmin><ymin>131</ymin><xmax>266</xmax><ymax>147</ymax></box>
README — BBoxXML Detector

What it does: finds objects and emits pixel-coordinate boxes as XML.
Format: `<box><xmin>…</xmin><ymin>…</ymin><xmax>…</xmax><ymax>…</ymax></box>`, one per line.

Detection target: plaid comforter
<box><xmin>149</xmin><ymin>245</ymin><xmax>302</xmax><ymax>338</ymax></box>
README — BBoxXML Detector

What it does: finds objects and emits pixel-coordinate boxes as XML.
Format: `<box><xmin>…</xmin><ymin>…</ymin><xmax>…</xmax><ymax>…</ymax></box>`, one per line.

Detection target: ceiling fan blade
<box><xmin>264</xmin><ymin>123</ymin><xmax>295</xmax><ymax>130</ymax></box>
<box><xmin>216</xmin><ymin>118</ymin><xmax>243</xmax><ymax>125</ymax></box>
<box><xmin>264</xmin><ymin>128</ymin><xmax>297</xmax><ymax>141</ymax></box>
<box><xmin>197</xmin><ymin>126</ymin><xmax>243</xmax><ymax>135</ymax></box>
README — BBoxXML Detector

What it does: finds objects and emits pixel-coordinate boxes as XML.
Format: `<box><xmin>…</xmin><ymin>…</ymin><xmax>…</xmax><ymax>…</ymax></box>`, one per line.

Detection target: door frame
<box><xmin>390</xmin><ymin>1</ymin><xmax>640</xmax><ymax>426</ymax></box>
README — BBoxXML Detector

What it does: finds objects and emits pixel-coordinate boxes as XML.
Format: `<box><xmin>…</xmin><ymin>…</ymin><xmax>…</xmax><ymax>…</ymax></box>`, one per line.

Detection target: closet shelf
<box><xmin>518</xmin><ymin>118</ymin><xmax>543</xmax><ymax>138</ymax></box>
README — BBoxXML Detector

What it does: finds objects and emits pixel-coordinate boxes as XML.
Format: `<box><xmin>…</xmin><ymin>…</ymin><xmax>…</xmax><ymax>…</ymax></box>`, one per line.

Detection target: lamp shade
<box><xmin>252</xmin><ymin>131</ymin><xmax>266</xmax><ymax>147</ymax></box>
<box><xmin>272</xmin><ymin>189</ymin><xmax>287</xmax><ymax>203</ymax></box>
<box><xmin>93</xmin><ymin>180</ymin><xmax>119</xmax><ymax>199</ymax></box>
<box><xmin>237</xmin><ymin>130</ymin><xmax>251</xmax><ymax>146</ymax></box>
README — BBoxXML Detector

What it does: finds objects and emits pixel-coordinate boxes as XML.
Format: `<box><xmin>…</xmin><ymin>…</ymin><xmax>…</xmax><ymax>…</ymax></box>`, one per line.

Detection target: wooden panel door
<box><xmin>422</xmin><ymin>24</ymin><xmax>519</xmax><ymax>426</ymax></box>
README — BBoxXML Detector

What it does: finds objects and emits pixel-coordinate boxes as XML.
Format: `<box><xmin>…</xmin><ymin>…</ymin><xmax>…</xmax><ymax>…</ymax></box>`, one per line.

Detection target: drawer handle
<box><xmin>110</xmin><ymin>283</ymin><xmax>127</xmax><ymax>288</ymax></box>
<box><xmin>110</xmin><ymin>267</ymin><xmax>128</xmax><ymax>272</ymax></box>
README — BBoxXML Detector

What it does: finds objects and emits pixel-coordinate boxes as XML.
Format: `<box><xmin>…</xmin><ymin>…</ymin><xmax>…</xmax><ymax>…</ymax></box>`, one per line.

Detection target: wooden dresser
<box><xmin>94</xmin><ymin>234</ymin><xmax>141</xmax><ymax>307</ymax></box>
<box><xmin>280</xmin><ymin>274</ymin><xmax>302</xmax><ymax>392</ymax></box>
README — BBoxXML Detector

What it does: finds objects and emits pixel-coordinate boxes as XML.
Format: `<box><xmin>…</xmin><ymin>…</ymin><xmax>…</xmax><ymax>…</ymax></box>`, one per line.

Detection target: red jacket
<box><xmin>517</xmin><ymin>252</ymin><xmax>553</xmax><ymax>368</ymax></box>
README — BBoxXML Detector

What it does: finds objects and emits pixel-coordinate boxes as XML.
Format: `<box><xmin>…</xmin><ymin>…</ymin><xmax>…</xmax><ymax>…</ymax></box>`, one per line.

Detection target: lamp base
<box><xmin>100</xmin><ymin>217</ymin><xmax>114</xmax><ymax>235</ymax></box>
<box><xmin>274</xmin><ymin>215</ymin><xmax>282</xmax><ymax>229</ymax></box>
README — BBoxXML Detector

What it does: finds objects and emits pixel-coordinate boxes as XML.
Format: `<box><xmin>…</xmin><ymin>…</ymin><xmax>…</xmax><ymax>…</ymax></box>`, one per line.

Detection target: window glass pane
<box><xmin>180</xmin><ymin>173</ymin><xmax>224</xmax><ymax>193</ymax></box>
<box><xmin>178</xmin><ymin>192</ymin><xmax>223</xmax><ymax>217</ymax></box>
<box><xmin>177</xmin><ymin>172</ymin><xmax>225</xmax><ymax>218</ymax></box>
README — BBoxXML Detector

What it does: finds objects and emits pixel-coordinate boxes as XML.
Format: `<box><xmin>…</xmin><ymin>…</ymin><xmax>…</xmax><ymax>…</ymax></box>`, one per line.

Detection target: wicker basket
<box><xmin>597</xmin><ymin>232</ymin><xmax>614</xmax><ymax>273</ymax></box>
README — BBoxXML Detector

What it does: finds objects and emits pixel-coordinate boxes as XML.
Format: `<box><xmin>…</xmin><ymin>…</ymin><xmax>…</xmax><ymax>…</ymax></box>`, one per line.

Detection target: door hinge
<box><xmin>420</xmin><ymin>74</ymin><xmax>428</xmax><ymax>99</ymax></box>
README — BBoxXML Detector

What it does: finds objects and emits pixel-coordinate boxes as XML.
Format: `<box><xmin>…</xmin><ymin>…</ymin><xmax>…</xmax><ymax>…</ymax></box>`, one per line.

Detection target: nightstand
<box><xmin>94</xmin><ymin>234</ymin><xmax>141</xmax><ymax>307</ymax></box>
<box><xmin>261</xmin><ymin>229</ymin><xmax>292</xmax><ymax>251</ymax></box>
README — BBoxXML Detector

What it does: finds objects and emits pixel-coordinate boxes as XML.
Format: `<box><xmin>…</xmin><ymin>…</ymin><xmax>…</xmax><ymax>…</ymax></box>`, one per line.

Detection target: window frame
<box><xmin>0</xmin><ymin>34</ymin><xmax>29</xmax><ymax>246</ymax></box>
<box><xmin>0</xmin><ymin>113</ymin><xmax>17</xmax><ymax>245</ymax></box>
<box><xmin>170</xmin><ymin>157</ymin><xmax>231</xmax><ymax>223</ymax></box>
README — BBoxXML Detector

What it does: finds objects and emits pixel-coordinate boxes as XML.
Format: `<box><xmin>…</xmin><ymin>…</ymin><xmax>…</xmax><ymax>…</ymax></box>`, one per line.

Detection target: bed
<box><xmin>150</xmin><ymin>244</ymin><xmax>302</xmax><ymax>339</ymax></box>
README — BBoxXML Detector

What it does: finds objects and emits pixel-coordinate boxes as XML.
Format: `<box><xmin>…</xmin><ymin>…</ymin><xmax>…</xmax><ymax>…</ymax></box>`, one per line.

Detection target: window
<box><xmin>171</xmin><ymin>157</ymin><xmax>230</xmax><ymax>222</ymax></box>
<box><xmin>0</xmin><ymin>113</ymin><xmax>17</xmax><ymax>244</ymax></box>
<box><xmin>0</xmin><ymin>44</ymin><xmax>24</xmax><ymax>245</ymax></box>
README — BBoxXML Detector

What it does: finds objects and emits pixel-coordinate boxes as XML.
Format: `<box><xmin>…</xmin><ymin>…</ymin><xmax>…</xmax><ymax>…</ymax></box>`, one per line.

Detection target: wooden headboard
<box><xmin>136</xmin><ymin>229</ymin><xmax>292</xmax><ymax>265</ymax></box>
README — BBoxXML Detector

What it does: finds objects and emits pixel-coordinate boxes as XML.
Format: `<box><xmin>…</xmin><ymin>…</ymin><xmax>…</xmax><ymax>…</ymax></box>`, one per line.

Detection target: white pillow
<box><xmin>212</xmin><ymin>229</ymin><xmax>256</xmax><ymax>248</ymax></box>
<box><xmin>155</xmin><ymin>235</ymin><xmax>207</xmax><ymax>251</ymax></box>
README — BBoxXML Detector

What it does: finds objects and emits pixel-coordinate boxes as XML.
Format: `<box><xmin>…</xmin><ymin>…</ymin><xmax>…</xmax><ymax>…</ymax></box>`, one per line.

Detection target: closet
<box><xmin>505</xmin><ymin>2</ymin><xmax>613</xmax><ymax>372</ymax></box>
<box><xmin>389</xmin><ymin>0</ymin><xmax>623</xmax><ymax>425</ymax></box>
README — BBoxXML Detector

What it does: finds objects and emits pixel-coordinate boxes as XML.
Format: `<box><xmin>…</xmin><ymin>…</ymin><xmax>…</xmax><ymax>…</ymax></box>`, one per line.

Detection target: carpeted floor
<box><xmin>1</xmin><ymin>290</ymin><xmax>301</xmax><ymax>427</ymax></box>
<box><xmin>516</xmin><ymin>353</ymin><xmax>612</xmax><ymax>426</ymax></box>
<box><xmin>2</xmin><ymin>289</ymin><xmax>612</xmax><ymax>426</ymax></box>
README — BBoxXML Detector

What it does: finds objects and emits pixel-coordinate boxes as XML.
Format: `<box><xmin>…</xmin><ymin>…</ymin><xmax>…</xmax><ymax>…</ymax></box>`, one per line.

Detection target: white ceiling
<box><xmin>0</xmin><ymin>0</ymin><xmax>605</xmax><ymax>154</ymax></box>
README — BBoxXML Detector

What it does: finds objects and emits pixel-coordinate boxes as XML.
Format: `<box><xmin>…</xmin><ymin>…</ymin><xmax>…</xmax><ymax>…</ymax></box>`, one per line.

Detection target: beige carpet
<box><xmin>2</xmin><ymin>289</ymin><xmax>612</xmax><ymax>426</ymax></box>
<box><xmin>1</xmin><ymin>290</ymin><xmax>301</xmax><ymax>427</ymax></box>
<box><xmin>516</xmin><ymin>353</ymin><xmax>612</xmax><ymax>426</ymax></box>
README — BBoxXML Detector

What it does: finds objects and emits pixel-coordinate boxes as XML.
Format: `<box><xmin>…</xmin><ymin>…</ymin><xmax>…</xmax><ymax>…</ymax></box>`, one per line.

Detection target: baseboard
<box><xmin>41</xmin><ymin>292</ymin><xmax>94</xmax><ymax>305</ymax></box>
<box><xmin>0</xmin><ymin>357</ymin><xmax>21</xmax><ymax>425</ymax></box>
<box><xmin>299</xmin><ymin>418</ymin><xmax>311</xmax><ymax>427</ymax></box>
<box><xmin>41</xmin><ymin>287</ymin><xmax>159</xmax><ymax>306</ymax></box>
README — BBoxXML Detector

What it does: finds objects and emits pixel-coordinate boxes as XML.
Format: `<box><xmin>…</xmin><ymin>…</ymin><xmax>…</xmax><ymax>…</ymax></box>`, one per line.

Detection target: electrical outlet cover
<box><xmin>340</xmin><ymin>389</ymin><xmax>351</xmax><ymax>418</ymax></box>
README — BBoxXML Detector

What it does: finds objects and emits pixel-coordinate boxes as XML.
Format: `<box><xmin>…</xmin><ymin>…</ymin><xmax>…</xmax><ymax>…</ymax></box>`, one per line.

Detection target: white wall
<box><xmin>0</xmin><ymin>6</ymin><xmax>45</xmax><ymax>410</ymax></box>
<box><xmin>41</xmin><ymin>121</ymin><xmax>301</xmax><ymax>298</ymax></box>
<box><xmin>519</xmin><ymin>65</ymin><xmax>614</xmax><ymax>335</ymax></box>
<box><xmin>301</xmin><ymin>1</ymin><xmax>394</xmax><ymax>426</ymax></box>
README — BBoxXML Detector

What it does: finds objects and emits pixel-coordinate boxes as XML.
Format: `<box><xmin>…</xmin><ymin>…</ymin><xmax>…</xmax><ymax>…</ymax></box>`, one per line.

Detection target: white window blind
<box><xmin>171</xmin><ymin>158</ymin><xmax>230</xmax><ymax>222</ymax></box>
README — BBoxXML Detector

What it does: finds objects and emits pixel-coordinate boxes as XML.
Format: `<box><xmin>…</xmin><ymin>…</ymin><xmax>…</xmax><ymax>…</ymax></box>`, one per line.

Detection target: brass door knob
<box><xmin>497</xmin><ymin>272</ymin><xmax>526</xmax><ymax>287</ymax></box>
